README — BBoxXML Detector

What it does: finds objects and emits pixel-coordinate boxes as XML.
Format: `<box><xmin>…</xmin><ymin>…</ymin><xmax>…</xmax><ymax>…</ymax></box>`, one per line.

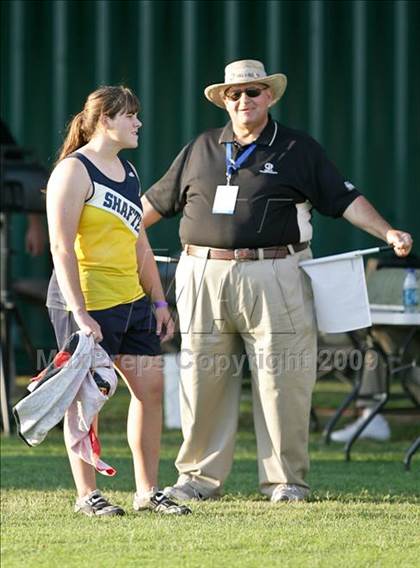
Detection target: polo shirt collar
<box><xmin>218</xmin><ymin>115</ymin><xmax>277</xmax><ymax>146</ymax></box>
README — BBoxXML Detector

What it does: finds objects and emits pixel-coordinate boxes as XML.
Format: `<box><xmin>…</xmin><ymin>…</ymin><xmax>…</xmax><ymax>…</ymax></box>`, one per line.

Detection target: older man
<box><xmin>141</xmin><ymin>60</ymin><xmax>412</xmax><ymax>502</ymax></box>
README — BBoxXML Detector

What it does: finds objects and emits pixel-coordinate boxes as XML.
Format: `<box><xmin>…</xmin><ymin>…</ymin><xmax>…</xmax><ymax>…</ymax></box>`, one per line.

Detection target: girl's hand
<box><xmin>73</xmin><ymin>309</ymin><xmax>103</xmax><ymax>343</ymax></box>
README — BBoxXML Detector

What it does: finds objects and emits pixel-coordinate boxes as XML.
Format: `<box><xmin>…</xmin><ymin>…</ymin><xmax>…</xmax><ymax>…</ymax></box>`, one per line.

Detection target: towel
<box><xmin>13</xmin><ymin>332</ymin><xmax>118</xmax><ymax>476</ymax></box>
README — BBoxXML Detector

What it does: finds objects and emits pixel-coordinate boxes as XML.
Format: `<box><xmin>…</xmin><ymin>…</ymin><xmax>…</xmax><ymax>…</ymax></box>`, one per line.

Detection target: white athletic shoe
<box><xmin>74</xmin><ymin>490</ymin><xmax>125</xmax><ymax>517</ymax></box>
<box><xmin>330</xmin><ymin>409</ymin><xmax>391</xmax><ymax>443</ymax></box>
<box><xmin>133</xmin><ymin>488</ymin><xmax>191</xmax><ymax>515</ymax></box>
<box><xmin>163</xmin><ymin>480</ymin><xmax>220</xmax><ymax>501</ymax></box>
<box><xmin>271</xmin><ymin>484</ymin><xmax>309</xmax><ymax>502</ymax></box>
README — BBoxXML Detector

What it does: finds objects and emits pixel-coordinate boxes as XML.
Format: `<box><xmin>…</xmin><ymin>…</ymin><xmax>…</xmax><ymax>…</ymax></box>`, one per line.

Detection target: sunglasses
<box><xmin>224</xmin><ymin>86</ymin><xmax>268</xmax><ymax>101</ymax></box>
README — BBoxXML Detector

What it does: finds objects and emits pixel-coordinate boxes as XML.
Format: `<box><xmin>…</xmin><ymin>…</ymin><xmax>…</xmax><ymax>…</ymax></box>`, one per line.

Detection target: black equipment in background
<box><xmin>1</xmin><ymin>144</ymin><xmax>49</xmax><ymax>434</ymax></box>
<box><xmin>1</xmin><ymin>145</ymin><xmax>48</xmax><ymax>213</ymax></box>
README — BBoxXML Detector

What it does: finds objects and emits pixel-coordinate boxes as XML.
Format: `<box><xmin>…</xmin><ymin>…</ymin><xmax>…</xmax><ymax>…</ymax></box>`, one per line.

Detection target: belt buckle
<box><xmin>234</xmin><ymin>248</ymin><xmax>253</xmax><ymax>261</ymax></box>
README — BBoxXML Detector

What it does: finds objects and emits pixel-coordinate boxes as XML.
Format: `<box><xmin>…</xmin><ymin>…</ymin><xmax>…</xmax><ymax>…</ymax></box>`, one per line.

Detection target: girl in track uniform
<box><xmin>46</xmin><ymin>85</ymin><xmax>190</xmax><ymax>516</ymax></box>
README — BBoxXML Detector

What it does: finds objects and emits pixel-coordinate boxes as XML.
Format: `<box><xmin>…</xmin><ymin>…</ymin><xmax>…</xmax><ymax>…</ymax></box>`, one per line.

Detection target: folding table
<box><xmin>324</xmin><ymin>307</ymin><xmax>420</xmax><ymax>466</ymax></box>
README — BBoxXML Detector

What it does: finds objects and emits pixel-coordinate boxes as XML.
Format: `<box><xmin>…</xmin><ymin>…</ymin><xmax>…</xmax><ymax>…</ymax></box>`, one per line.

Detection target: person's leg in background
<box><xmin>331</xmin><ymin>327</ymin><xmax>420</xmax><ymax>442</ymax></box>
<box><xmin>331</xmin><ymin>331</ymin><xmax>390</xmax><ymax>442</ymax></box>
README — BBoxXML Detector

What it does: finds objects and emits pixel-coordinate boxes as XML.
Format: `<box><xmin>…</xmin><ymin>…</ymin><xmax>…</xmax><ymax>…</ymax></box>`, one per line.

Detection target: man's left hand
<box><xmin>386</xmin><ymin>229</ymin><xmax>413</xmax><ymax>257</ymax></box>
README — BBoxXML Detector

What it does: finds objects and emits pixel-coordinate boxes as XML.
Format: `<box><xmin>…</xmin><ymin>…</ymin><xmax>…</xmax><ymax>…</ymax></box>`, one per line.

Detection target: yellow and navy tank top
<box><xmin>71</xmin><ymin>152</ymin><xmax>145</xmax><ymax>310</ymax></box>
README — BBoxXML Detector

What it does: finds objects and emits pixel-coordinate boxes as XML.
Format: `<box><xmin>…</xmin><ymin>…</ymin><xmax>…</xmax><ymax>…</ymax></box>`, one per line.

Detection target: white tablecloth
<box><xmin>370</xmin><ymin>305</ymin><xmax>420</xmax><ymax>326</ymax></box>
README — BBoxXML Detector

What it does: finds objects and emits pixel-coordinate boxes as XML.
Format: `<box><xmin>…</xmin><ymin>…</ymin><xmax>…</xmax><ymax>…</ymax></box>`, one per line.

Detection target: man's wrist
<box><xmin>385</xmin><ymin>228</ymin><xmax>396</xmax><ymax>242</ymax></box>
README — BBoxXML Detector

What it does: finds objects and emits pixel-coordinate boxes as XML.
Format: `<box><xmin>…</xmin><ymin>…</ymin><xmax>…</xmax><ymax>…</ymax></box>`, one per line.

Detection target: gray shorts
<box><xmin>48</xmin><ymin>308</ymin><xmax>78</xmax><ymax>350</ymax></box>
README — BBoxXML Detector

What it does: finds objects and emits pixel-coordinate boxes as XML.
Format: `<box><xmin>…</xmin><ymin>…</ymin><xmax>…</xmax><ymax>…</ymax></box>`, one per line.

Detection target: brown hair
<box><xmin>57</xmin><ymin>85</ymin><xmax>140</xmax><ymax>162</ymax></box>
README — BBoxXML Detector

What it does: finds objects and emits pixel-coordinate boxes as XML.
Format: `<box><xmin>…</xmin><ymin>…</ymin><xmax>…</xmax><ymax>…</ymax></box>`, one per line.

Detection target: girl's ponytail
<box><xmin>57</xmin><ymin>111</ymin><xmax>87</xmax><ymax>162</ymax></box>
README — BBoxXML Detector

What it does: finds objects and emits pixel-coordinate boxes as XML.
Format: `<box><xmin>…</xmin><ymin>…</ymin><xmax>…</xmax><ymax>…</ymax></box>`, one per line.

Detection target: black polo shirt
<box><xmin>145</xmin><ymin>117</ymin><xmax>360</xmax><ymax>248</ymax></box>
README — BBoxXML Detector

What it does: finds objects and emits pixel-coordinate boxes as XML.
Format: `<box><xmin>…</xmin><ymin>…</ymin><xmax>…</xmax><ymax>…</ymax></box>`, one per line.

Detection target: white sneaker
<box><xmin>132</xmin><ymin>487</ymin><xmax>159</xmax><ymax>510</ymax></box>
<box><xmin>330</xmin><ymin>410</ymin><xmax>391</xmax><ymax>443</ymax></box>
<box><xmin>271</xmin><ymin>484</ymin><xmax>309</xmax><ymax>502</ymax></box>
<box><xmin>163</xmin><ymin>480</ymin><xmax>220</xmax><ymax>501</ymax></box>
<box><xmin>74</xmin><ymin>490</ymin><xmax>125</xmax><ymax>517</ymax></box>
<box><xmin>133</xmin><ymin>488</ymin><xmax>191</xmax><ymax>515</ymax></box>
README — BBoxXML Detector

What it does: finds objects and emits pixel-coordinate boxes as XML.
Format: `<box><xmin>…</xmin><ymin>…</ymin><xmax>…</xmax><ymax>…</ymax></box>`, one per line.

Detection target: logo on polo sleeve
<box><xmin>344</xmin><ymin>180</ymin><xmax>355</xmax><ymax>191</ymax></box>
<box><xmin>259</xmin><ymin>162</ymin><xmax>278</xmax><ymax>175</ymax></box>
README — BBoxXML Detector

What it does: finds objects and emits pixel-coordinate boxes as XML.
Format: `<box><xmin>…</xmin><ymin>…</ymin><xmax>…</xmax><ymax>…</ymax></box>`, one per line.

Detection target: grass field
<box><xmin>1</xmin><ymin>379</ymin><xmax>419</xmax><ymax>567</ymax></box>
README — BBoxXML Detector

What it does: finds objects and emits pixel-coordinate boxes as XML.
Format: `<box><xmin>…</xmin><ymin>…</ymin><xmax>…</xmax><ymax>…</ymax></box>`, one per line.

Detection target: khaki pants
<box><xmin>174</xmin><ymin>247</ymin><xmax>317</xmax><ymax>496</ymax></box>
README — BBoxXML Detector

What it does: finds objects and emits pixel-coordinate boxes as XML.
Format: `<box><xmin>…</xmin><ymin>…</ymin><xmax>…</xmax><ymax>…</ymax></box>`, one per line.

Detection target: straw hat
<box><xmin>204</xmin><ymin>59</ymin><xmax>287</xmax><ymax>109</ymax></box>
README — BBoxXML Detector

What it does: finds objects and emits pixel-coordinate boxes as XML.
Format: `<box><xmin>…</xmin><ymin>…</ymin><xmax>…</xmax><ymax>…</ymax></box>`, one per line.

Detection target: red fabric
<box><xmin>89</xmin><ymin>425</ymin><xmax>101</xmax><ymax>458</ymax></box>
<box><xmin>30</xmin><ymin>350</ymin><xmax>71</xmax><ymax>384</ymax></box>
<box><xmin>88</xmin><ymin>425</ymin><xmax>116</xmax><ymax>476</ymax></box>
<box><xmin>53</xmin><ymin>351</ymin><xmax>71</xmax><ymax>368</ymax></box>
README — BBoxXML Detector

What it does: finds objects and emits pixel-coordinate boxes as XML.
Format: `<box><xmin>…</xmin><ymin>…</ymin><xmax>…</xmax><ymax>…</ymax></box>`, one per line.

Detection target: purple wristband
<box><xmin>153</xmin><ymin>300</ymin><xmax>168</xmax><ymax>309</ymax></box>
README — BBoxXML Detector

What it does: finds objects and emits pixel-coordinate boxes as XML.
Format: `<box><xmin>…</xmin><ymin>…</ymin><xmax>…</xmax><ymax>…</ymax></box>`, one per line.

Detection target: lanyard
<box><xmin>225</xmin><ymin>142</ymin><xmax>257</xmax><ymax>184</ymax></box>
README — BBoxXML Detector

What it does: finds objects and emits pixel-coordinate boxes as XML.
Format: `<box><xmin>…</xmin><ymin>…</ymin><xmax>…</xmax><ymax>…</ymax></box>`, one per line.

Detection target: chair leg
<box><xmin>323</xmin><ymin>386</ymin><xmax>360</xmax><ymax>444</ymax></box>
<box><xmin>404</xmin><ymin>436</ymin><xmax>420</xmax><ymax>471</ymax></box>
<box><xmin>12</xmin><ymin>305</ymin><xmax>38</xmax><ymax>368</ymax></box>
<box><xmin>344</xmin><ymin>393</ymin><xmax>388</xmax><ymax>461</ymax></box>
<box><xmin>310</xmin><ymin>406</ymin><xmax>320</xmax><ymax>432</ymax></box>
<box><xmin>323</xmin><ymin>331</ymin><xmax>368</xmax><ymax>444</ymax></box>
<box><xmin>0</xmin><ymin>348</ymin><xmax>11</xmax><ymax>435</ymax></box>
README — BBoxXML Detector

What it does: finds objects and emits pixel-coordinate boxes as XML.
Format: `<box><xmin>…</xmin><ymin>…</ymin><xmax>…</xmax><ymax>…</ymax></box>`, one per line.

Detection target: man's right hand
<box><xmin>73</xmin><ymin>309</ymin><xmax>103</xmax><ymax>343</ymax></box>
<box><xmin>386</xmin><ymin>229</ymin><xmax>413</xmax><ymax>257</ymax></box>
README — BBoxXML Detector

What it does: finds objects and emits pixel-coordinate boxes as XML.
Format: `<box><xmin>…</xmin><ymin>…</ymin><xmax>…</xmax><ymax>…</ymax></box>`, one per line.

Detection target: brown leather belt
<box><xmin>184</xmin><ymin>242</ymin><xmax>309</xmax><ymax>261</ymax></box>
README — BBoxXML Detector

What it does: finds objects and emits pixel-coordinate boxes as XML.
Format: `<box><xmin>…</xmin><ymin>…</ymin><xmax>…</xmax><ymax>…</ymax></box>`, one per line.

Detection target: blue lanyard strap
<box><xmin>225</xmin><ymin>142</ymin><xmax>257</xmax><ymax>182</ymax></box>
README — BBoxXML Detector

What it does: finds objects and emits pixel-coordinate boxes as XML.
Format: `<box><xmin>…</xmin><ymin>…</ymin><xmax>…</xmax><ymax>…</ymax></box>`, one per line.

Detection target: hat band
<box><xmin>225</xmin><ymin>71</ymin><xmax>266</xmax><ymax>82</ymax></box>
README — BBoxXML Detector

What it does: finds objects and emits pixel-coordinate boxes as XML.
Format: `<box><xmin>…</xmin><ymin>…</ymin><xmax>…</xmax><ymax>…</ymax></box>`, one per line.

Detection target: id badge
<box><xmin>212</xmin><ymin>185</ymin><xmax>239</xmax><ymax>215</ymax></box>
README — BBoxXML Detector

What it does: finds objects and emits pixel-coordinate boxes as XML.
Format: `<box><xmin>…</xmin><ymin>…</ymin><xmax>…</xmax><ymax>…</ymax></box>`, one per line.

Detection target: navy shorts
<box><xmin>48</xmin><ymin>296</ymin><xmax>162</xmax><ymax>357</ymax></box>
